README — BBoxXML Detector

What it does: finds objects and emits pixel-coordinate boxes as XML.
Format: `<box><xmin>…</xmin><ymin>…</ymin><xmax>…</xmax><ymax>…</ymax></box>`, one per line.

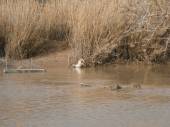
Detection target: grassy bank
<box><xmin>0</xmin><ymin>0</ymin><xmax>170</xmax><ymax>65</ymax></box>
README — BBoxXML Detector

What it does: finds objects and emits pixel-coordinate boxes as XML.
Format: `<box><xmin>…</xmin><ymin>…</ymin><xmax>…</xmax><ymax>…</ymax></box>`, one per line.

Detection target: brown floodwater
<box><xmin>0</xmin><ymin>61</ymin><xmax>170</xmax><ymax>127</ymax></box>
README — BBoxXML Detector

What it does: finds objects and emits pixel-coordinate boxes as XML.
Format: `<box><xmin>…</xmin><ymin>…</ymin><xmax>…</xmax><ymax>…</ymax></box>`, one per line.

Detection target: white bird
<box><xmin>0</xmin><ymin>58</ymin><xmax>6</xmax><ymax>65</ymax></box>
<box><xmin>72</xmin><ymin>58</ymin><xmax>85</xmax><ymax>68</ymax></box>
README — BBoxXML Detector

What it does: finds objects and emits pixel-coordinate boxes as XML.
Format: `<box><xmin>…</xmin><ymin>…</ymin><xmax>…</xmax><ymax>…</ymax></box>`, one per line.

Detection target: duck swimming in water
<box><xmin>72</xmin><ymin>59</ymin><xmax>85</xmax><ymax>68</ymax></box>
<box><xmin>80</xmin><ymin>83</ymin><xmax>91</xmax><ymax>87</ymax></box>
<box><xmin>110</xmin><ymin>84</ymin><xmax>122</xmax><ymax>91</ymax></box>
<box><xmin>133</xmin><ymin>84</ymin><xmax>141</xmax><ymax>89</ymax></box>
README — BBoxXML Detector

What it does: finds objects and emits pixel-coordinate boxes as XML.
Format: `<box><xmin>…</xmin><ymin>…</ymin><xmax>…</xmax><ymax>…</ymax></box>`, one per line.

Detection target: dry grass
<box><xmin>0</xmin><ymin>0</ymin><xmax>70</xmax><ymax>59</ymax></box>
<box><xmin>69</xmin><ymin>0</ymin><xmax>170</xmax><ymax>65</ymax></box>
<box><xmin>0</xmin><ymin>0</ymin><xmax>170</xmax><ymax>65</ymax></box>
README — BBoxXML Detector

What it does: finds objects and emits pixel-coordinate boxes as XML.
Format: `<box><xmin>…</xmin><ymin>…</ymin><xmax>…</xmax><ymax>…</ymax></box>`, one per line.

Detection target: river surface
<box><xmin>0</xmin><ymin>61</ymin><xmax>170</xmax><ymax>127</ymax></box>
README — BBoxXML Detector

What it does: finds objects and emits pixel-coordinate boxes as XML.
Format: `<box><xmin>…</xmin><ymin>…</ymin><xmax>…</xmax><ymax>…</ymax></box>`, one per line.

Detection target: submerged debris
<box><xmin>3</xmin><ymin>68</ymin><xmax>46</xmax><ymax>73</ymax></box>
<box><xmin>3</xmin><ymin>58</ymin><xmax>46</xmax><ymax>73</ymax></box>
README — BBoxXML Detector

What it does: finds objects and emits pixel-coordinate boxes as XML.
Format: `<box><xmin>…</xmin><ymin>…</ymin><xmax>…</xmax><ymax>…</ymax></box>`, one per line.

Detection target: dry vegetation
<box><xmin>0</xmin><ymin>0</ymin><xmax>170</xmax><ymax>66</ymax></box>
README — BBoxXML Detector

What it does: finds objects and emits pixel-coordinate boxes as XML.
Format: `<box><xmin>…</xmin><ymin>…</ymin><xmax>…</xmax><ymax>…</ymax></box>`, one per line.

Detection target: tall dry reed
<box><xmin>0</xmin><ymin>0</ymin><xmax>169</xmax><ymax>65</ymax></box>
<box><xmin>69</xmin><ymin>0</ymin><xmax>170</xmax><ymax>65</ymax></box>
<box><xmin>0</xmin><ymin>0</ymin><xmax>70</xmax><ymax>58</ymax></box>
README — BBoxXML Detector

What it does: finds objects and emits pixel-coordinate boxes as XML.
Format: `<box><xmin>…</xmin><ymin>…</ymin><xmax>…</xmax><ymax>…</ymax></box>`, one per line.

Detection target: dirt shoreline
<box><xmin>32</xmin><ymin>49</ymin><xmax>71</xmax><ymax>69</ymax></box>
<box><xmin>1</xmin><ymin>48</ymin><xmax>170</xmax><ymax>71</ymax></box>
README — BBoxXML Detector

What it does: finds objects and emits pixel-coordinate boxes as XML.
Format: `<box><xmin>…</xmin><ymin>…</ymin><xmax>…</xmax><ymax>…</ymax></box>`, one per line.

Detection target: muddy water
<box><xmin>0</xmin><ymin>62</ymin><xmax>170</xmax><ymax>127</ymax></box>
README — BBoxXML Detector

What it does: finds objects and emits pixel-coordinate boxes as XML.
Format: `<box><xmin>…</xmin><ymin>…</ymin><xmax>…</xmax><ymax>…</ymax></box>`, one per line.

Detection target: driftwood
<box><xmin>3</xmin><ymin>68</ymin><xmax>46</xmax><ymax>73</ymax></box>
<box><xmin>3</xmin><ymin>58</ymin><xmax>46</xmax><ymax>73</ymax></box>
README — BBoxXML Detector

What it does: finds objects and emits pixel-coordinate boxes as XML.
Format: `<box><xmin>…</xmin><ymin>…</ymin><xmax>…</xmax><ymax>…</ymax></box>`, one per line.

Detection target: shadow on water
<box><xmin>0</xmin><ymin>63</ymin><xmax>170</xmax><ymax>127</ymax></box>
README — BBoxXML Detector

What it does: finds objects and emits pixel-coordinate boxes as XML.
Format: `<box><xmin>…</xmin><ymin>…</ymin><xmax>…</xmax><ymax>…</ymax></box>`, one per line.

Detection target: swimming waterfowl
<box><xmin>72</xmin><ymin>59</ymin><xmax>85</xmax><ymax>68</ymax></box>
<box><xmin>133</xmin><ymin>84</ymin><xmax>141</xmax><ymax>89</ymax></box>
<box><xmin>80</xmin><ymin>83</ymin><xmax>91</xmax><ymax>87</ymax></box>
<box><xmin>110</xmin><ymin>84</ymin><xmax>122</xmax><ymax>91</ymax></box>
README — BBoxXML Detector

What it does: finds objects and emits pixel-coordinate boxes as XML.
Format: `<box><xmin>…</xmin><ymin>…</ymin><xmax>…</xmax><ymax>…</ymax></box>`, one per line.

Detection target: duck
<box><xmin>80</xmin><ymin>83</ymin><xmax>91</xmax><ymax>87</ymax></box>
<box><xmin>72</xmin><ymin>58</ymin><xmax>85</xmax><ymax>68</ymax></box>
<box><xmin>133</xmin><ymin>84</ymin><xmax>141</xmax><ymax>89</ymax></box>
<box><xmin>110</xmin><ymin>84</ymin><xmax>122</xmax><ymax>91</ymax></box>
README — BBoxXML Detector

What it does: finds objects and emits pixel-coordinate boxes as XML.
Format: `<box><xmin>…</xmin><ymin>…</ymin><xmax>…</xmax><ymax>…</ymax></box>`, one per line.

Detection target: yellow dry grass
<box><xmin>0</xmin><ymin>0</ymin><xmax>169</xmax><ymax>65</ymax></box>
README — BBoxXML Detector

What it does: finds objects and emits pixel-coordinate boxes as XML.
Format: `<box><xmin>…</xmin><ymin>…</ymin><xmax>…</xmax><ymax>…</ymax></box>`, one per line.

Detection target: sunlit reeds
<box><xmin>0</xmin><ymin>0</ymin><xmax>169</xmax><ymax>65</ymax></box>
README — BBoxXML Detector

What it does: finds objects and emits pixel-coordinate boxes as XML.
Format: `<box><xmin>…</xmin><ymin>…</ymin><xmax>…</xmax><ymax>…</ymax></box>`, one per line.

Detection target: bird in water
<box><xmin>110</xmin><ymin>84</ymin><xmax>122</xmax><ymax>91</ymax></box>
<box><xmin>80</xmin><ymin>83</ymin><xmax>91</xmax><ymax>87</ymax></box>
<box><xmin>133</xmin><ymin>84</ymin><xmax>141</xmax><ymax>89</ymax></box>
<box><xmin>72</xmin><ymin>58</ymin><xmax>85</xmax><ymax>68</ymax></box>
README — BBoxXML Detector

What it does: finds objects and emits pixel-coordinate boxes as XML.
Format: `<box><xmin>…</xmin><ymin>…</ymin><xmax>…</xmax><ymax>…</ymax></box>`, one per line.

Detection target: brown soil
<box><xmin>33</xmin><ymin>48</ymin><xmax>71</xmax><ymax>69</ymax></box>
<box><xmin>4</xmin><ymin>41</ymin><xmax>71</xmax><ymax>70</ymax></box>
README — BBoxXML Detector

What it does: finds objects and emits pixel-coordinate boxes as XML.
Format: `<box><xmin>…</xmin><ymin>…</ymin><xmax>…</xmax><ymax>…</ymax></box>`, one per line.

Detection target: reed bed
<box><xmin>0</xmin><ymin>0</ymin><xmax>169</xmax><ymax>65</ymax></box>
<box><xmin>0</xmin><ymin>0</ymin><xmax>70</xmax><ymax>58</ymax></box>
